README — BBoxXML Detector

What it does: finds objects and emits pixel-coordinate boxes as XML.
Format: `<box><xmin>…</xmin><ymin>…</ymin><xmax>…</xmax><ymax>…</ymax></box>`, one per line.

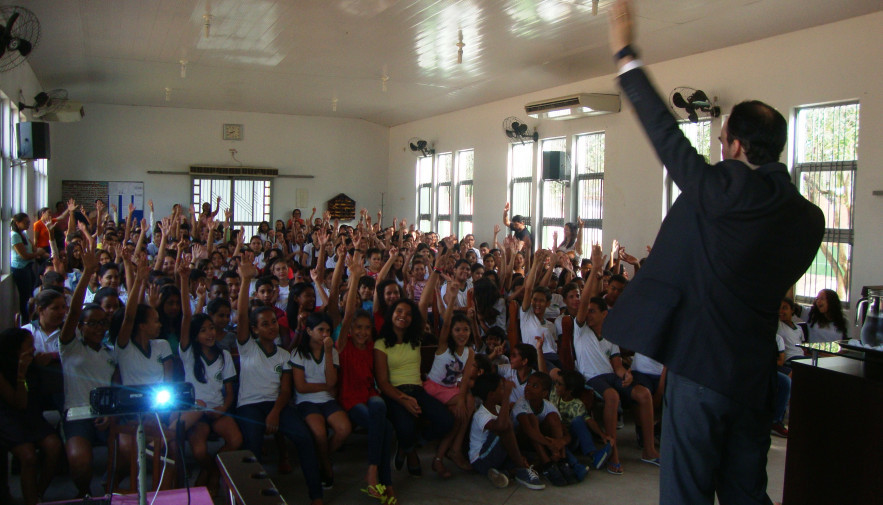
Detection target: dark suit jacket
<box><xmin>604</xmin><ymin>67</ymin><xmax>825</xmax><ymax>410</ymax></box>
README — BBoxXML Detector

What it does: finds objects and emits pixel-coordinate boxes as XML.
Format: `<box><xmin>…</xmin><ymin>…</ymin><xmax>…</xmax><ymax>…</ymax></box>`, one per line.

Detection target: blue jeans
<box><xmin>661</xmin><ymin>371</ymin><xmax>774</xmax><ymax>505</ymax></box>
<box><xmin>774</xmin><ymin>371</ymin><xmax>791</xmax><ymax>424</ymax></box>
<box><xmin>383</xmin><ymin>385</ymin><xmax>454</xmax><ymax>453</ymax></box>
<box><xmin>236</xmin><ymin>401</ymin><xmax>323</xmax><ymax>501</ymax></box>
<box><xmin>348</xmin><ymin>396</ymin><xmax>393</xmax><ymax>485</ymax></box>
<box><xmin>569</xmin><ymin>416</ymin><xmax>597</xmax><ymax>455</ymax></box>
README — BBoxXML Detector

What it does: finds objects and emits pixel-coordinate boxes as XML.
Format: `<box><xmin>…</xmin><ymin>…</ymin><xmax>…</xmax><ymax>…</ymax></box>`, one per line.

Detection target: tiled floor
<box><xmin>10</xmin><ymin>420</ymin><xmax>788</xmax><ymax>505</ymax></box>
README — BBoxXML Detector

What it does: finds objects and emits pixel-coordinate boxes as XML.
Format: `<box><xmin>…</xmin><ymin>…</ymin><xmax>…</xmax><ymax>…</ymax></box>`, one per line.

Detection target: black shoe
<box><xmin>557</xmin><ymin>461</ymin><xmax>579</xmax><ymax>485</ymax></box>
<box><xmin>541</xmin><ymin>462</ymin><xmax>568</xmax><ymax>487</ymax></box>
<box><xmin>394</xmin><ymin>447</ymin><xmax>405</xmax><ymax>471</ymax></box>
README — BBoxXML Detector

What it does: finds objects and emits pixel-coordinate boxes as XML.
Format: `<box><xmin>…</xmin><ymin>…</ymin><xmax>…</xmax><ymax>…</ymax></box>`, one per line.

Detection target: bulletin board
<box><xmin>61</xmin><ymin>180</ymin><xmax>145</xmax><ymax>221</ymax></box>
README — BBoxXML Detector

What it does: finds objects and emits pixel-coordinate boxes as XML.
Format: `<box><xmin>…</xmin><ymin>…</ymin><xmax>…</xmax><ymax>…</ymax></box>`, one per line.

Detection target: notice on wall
<box><xmin>108</xmin><ymin>182</ymin><xmax>145</xmax><ymax>222</ymax></box>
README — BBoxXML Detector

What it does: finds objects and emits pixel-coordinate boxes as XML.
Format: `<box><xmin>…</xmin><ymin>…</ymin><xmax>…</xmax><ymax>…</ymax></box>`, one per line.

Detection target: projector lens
<box><xmin>154</xmin><ymin>389</ymin><xmax>172</xmax><ymax>407</ymax></box>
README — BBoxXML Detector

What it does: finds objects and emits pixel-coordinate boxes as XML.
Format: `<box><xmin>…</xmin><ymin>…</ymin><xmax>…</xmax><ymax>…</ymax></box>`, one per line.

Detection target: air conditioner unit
<box><xmin>35</xmin><ymin>101</ymin><xmax>85</xmax><ymax>122</ymax></box>
<box><xmin>189</xmin><ymin>165</ymin><xmax>279</xmax><ymax>177</ymax></box>
<box><xmin>525</xmin><ymin>93</ymin><xmax>620</xmax><ymax>120</ymax></box>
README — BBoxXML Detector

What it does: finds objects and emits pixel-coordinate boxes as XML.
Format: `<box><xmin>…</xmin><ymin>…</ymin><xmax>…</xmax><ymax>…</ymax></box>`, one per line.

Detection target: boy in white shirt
<box><xmin>469</xmin><ymin>373</ymin><xmax>544</xmax><ymax>490</ymax></box>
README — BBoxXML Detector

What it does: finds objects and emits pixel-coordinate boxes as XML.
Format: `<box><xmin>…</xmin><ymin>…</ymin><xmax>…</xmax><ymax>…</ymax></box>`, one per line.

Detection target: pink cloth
<box><xmin>423</xmin><ymin>378</ymin><xmax>460</xmax><ymax>404</ymax></box>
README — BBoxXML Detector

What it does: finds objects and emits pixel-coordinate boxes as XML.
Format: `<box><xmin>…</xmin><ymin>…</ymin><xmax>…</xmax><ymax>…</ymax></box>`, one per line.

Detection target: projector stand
<box><xmin>136</xmin><ymin>414</ymin><xmax>147</xmax><ymax>505</ymax></box>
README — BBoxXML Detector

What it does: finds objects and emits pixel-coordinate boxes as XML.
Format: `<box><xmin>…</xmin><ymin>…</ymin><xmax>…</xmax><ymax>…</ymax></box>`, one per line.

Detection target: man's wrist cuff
<box><xmin>614</xmin><ymin>44</ymin><xmax>638</xmax><ymax>62</ymax></box>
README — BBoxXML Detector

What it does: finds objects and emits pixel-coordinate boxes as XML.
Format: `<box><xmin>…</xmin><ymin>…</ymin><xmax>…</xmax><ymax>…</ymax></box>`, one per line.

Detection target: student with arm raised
<box><xmin>234</xmin><ymin>261</ymin><xmax>325</xmax><ymax>505</ymax></box>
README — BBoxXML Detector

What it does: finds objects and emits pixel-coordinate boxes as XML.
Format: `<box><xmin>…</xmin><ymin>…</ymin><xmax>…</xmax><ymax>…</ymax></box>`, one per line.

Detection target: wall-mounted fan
<box><xmin>503</xmin><ymin>116</ymin><xmax>538</xmax><ymax>144</ymax></box>
<box><xmin>669</xmin><ymin>87</ymin><xmax>720</xmax><ymax>123</ymax></box>
<box><xmin>20</xmin><ymin>89</ymin><xmax>67</xmax><ymax>115</ymax></box>
<box><xmin>408</xmin><ymin>137</ymin><xmax>434</xmax><ymax>157</ymax></box>
<box><xmin>0</xmin><ymin>6</ymin><xmax>40</xmax><ymax>72</ymax></box>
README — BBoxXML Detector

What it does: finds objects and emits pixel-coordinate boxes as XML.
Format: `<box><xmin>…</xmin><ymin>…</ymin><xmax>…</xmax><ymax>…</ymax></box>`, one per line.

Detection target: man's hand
<box><xmin>609</xmin><ymin>0</ymin><xmax>635</xmax><ymax>62</ymax></box>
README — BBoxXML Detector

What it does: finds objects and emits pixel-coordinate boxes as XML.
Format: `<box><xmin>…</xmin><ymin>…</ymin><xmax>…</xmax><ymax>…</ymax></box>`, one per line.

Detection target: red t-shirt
<box><xmin>33</xmin><ymin>219</ymin><xmax>53</xmax><ymax>249</ymax></box>
<box><xmin>338</xmin><ymin>339</ymin><xmax>379</xmax><ymax>411</ymax></box>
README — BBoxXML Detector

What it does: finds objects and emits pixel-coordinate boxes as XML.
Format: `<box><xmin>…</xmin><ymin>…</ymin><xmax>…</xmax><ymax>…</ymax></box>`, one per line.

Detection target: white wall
<box><xmin>0</xmin><ymin>61</ymin><xmax>44</xmax><ymax>329</ymax></box>
<box><xmin>387</xmin><ymin>12</ymin><xmax>883</xmax><ymax>316</ymax></box>
<box><xmin>49</xmin><ymin>104</ymin><xmax>390</xmax><ymax>225</ymax></box>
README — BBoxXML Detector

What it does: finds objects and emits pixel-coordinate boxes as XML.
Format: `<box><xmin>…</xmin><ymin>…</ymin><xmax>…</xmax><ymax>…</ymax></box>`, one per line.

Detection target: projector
<box><xmin>90</xmin><ymin>382</ymin><xmax>196</xmax><ymax>415</ymax></box>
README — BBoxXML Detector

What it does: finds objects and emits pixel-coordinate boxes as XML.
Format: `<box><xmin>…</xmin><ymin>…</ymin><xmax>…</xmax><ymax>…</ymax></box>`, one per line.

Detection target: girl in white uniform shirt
<box><xmin>235</xmin><ymin>262</ymin><xmax>324</xmax><ymax>505</ymax></box>
<box><xmin>113</xmin><ymin>260</ymin><xmax>175</xmax><ymax>387</ymax></box>
<box><xmin>292</xmin><ymin>312</ymin><xmax>350</xmax><ymax>489</ymax></box>
<box><xmin>177</xmin><ymin>265</ymin><xmax>241</xmax><ymax>491</ymax></box>
<box><xmin>57</xmin><ymin>241</ymin><xmax>115</xmax><ymax>497</ymax></box>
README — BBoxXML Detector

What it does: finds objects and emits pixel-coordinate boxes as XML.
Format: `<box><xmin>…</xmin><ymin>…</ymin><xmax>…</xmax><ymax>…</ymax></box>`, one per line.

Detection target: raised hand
<box><xmin>148</xmin><ymin>200</ymin><xmax>154</xmax><ymax>212</ymax></box>
<box><xmin>224</xmin><ymin>208</ymin><xmax>232</xmax><ymax>220</ymax></box>
<box><xmin>67</xmin><ymin>198</ymin><xmax>77</xmax><ymax>213</ymax></box>
<box><xmin>504</xmin><ymin>202</ymin><xmax>510</xmax><ymax>213</ymax></box>
<box><xmin>146</xmin><ymin>284</ymin><xmax>161</xmax><ymax>308</ymax></box>
<box><xmin>239</xmin><ymin>260</ymin><xmax>258</xmax><ymax>280</ymax></box>
<box><xmin>494</xmin><ymin>224</ymin><xmax>501</xmax><ymax>235</ymax></box>
<box><xmin>82</xmin><ymin>242</ymin><xmax>99</xmax><ymax>274</ymax></box>
<box><xmin>192</xmin><ymin>243</ymin><xmax>208</xmax><ymax>260</ymax></box>
<box><xmin>128</xmin><ymin>203</ymin><xmax>135</xmax><ymax>215</ymax></box>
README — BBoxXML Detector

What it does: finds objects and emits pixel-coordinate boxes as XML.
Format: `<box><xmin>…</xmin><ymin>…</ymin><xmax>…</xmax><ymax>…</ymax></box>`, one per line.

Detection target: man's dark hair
<box><xmin>471</xmin><ymin>372</ymin><xmax>503</xmax><ymax>402</ymax></box>
<box><xmin>726</xmin><ymin>100</ymin><xmax>787</xmax><ymax>166</ymax></box>
<box><xmin>511</xmin><ymin>215</ymin><xmax>524</xmax><ymax>224</ymax></box>
<box><xmin>590</xmin><ymin>296</ymin><xmax>608</xmax><ymax>313</ymax></box>
<box><xmin>609</xmin><ymin>274</ymin><xmax>628</xmax><ymax>286</ymax></box>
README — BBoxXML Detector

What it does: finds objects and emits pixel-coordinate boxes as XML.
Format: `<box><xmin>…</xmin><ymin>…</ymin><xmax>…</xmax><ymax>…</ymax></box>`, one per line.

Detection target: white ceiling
<box><xmin>15</xmin><ymin>0</ymin><xmax>883</xmax><ymax>126</ymax></box>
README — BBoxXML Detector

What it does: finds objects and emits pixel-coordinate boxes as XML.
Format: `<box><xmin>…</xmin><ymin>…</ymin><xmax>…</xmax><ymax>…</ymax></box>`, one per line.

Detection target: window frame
<box><xmin>434</xmin><ymin>152</ymin><xmax>453</xmax><ymax>238</ymax></box>
<box><xmin>663</xmin><ymin>119</ymin><xmax>712</xmax><ymax>214</ymax></box>
<box><xmin>416</xmin><ymin>156</ymin><xmax>433</xmax><ymax>232</ymax></box>
<box><xmin>455</xmin><ymin>148</ymin><xmax>474</xmax><ymax>237</ymax></box>
<box><xmin>508</xmin><ymin>141</ymin><xmax>534</xmax><ymax>229</ymax></box>
<box><xmin>539</xmin><ymin>137</ymin><xmax>567</xmax><ymax>249</ymax></box>
<box><xmin>792</xmin><ymin>101</ymin><xmax>859</xmax><ymax>305</ymax></box>
<box><xmin>192</xmin><ymin>176</ymin><xmax>272</xmax><ymax>240</ymax></box>
<box><xmin>573</xmin><ymin>131</ymin><xmax>606</xmax><ymax>257</ymax></box>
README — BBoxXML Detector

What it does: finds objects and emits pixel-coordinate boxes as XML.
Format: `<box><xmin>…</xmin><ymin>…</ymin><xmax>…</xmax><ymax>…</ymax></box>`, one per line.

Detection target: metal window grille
<box><xmin>793</xmin><ymin>102</ymin><xmax>859</xmax><ymax>304</ymax></box>
<box><xmin>416</xmin><ymin>156</ymin><xmax>433</xmax><ymax>232</ymax></box>
<box><xmin>574</xmin><ymin>132</ymin><xmax>605</xmax><ymax>257</ymax></box>
<box><xmin>435</xmin><ymin>152</ymin><xmax>453</xmax><ymax>237</ymax></box>
<box><xmin>456</xmin><ymin>149</ymin><xmax>474</xmax><ymax>237</ymax></box>
<box><xmin>539</xmin><ymin>138</ymin><xmax>566</xmax><ymax>248</ymax></box>
<box><xmin>509</xmin><ymin>142</ymin><xmax>533</xmax><ymax>226</ymax></box>
<box><xmin>664</xmin><ymin>119</ymin><xmax>711</xmax><ymax>213</ymax></box>
<box><xmin>192</xmin><ymin>177</ymin><xmax>272</xmax><ymax>240</ymax></box>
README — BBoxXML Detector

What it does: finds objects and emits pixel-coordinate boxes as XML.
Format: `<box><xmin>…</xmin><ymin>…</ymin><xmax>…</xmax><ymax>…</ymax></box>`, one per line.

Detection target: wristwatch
<box><xmin>614</xmin><ymin>44</ymin><xmax>638</xmax><ymax>62</ymax></box>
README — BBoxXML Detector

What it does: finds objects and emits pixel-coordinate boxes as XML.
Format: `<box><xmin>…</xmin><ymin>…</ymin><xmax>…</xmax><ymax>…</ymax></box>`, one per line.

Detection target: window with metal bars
<box><xmin>793</xmin><ymin>102</ymin><xmax>859</xmax><ymax>304</ymax></box>
<box><xmin>435</xmin><ymin>152</ymin><xmax>453</xmax><ymax>238</ymax></box>
<box><xmin>416</xmin><ymin>156</ymin><xmax>433</xmax><ymax>232</ymax></box>
<box><xmin>456</xmin><ymin>149</ymin><xmax>474</xmax><ymax>237</ymax></box>
<box><xmin>664</xmin><ymin>119</ymin><xmax>712</xmax><ymax>213</ymax></box>
<box><xmin>540</xmin><ymin>138</ymin><xmax>566</xmax><ymax>249</ymax></box>
<box><xmin>509</xmin><ymin>142</ymin><xmax>534</xmax><ymax>228</ymax></box>
<box><xmin>192</xmin><ymin>177</ymin><xmax>272</xmax><ymax>240</ymax></box>
<box><xmin>573</xmin><ymin>132</ymin><xmax>605</xmax><ymax>257</ymax></box>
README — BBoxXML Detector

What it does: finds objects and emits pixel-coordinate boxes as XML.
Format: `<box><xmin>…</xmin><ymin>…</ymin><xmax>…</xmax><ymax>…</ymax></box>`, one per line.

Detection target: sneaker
<box><xmin>514</xmin><ymin>467</ymin><xmax>545</xmax><ymax>490</ymax></box>
<box><xmin>487</xmin><ymin>468</ymin><xmax>509</xmax><ymax>488</ymax></box>
<box><xmin>557</xmin><ymin>461</ymin><xmax>579</xmax><ymax>485</ymax></box>
<box><xmin>592</xmin><ymin>443</ymin><xmax>612</xmax><ymax>470</ymax></box>
<box><xmin>321</xmin><ymin>476</ymin><xmax>334</xmax><ymax>490</ymax></box>
<box><xmin>771</xmin><ymin>422</ymin><xmax>789</xmax><ymax>438</ymax></box>
<box><xmin>569</xmin><ymin>461</ymin><xmax>588</xmax><ymax>482</ymax></box>
<box><xmin>541</xmin><ymin>462</ymin><xmax>568</xmax><ymax>487</ymax></box>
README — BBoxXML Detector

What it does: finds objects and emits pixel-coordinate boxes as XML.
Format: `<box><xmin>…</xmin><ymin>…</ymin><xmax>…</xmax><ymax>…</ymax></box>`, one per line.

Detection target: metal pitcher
<box><xmin>854</xmin><ymin>286</ymin><xmax>883</xmax><ymax>347</ymax></box>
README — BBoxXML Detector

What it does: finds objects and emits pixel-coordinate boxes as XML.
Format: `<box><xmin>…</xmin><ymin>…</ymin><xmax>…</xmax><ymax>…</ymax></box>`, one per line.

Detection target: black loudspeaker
<box><xmin>17</xmin><ymin>121</ymin><xmax>50</xmax><ymax>160</ymax></box>
<box><xmin>542</xmin><ymin>151</ymin><xmax>567</xmax><ymax>181</ymax></box>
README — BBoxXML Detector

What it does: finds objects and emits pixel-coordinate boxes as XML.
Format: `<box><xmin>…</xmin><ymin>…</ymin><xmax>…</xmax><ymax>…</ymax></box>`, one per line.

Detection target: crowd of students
<box><xmin>2</xmin><ymin>197</ymin><xmax>846</xmax><ymax>505</ymax></box>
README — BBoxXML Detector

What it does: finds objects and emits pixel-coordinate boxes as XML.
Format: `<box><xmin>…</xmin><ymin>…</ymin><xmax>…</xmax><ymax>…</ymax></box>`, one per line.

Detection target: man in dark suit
<box><xmin>603</xmin><ymin>1</ymin><xmax>824</xmax><ymax>504</ymax></box>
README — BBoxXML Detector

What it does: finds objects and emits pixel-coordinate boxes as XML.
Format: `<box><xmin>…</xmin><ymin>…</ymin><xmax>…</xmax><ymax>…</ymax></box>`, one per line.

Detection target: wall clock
<box><xmin>223</xmin><ymin>123</ymin><xmax>243</xmax><ymax>141</ymax></box>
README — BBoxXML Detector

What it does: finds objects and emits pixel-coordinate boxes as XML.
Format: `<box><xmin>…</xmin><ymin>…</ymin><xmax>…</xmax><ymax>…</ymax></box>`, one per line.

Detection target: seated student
<box><xmin>292</xmin><ymin>313</ymin><xmax>351</xmax><ymax>489</ymax></box>
<box><xmin>235</xmin><ymin>262</ymin><xmax>324</xmax><ymax>505</ymax></box>
<box><xmin>358</xmin><ymin>276</ymin><xmax>376</xmax><ymax>312</ymax></box>
<box><xmin>206</xmin><ymin>297</ymin><xmax>236</xmax><ymax>351</ymax></box>
<box><xmin>572</xmin><ymin>245</ymin><xmax>659</xmax><ymax>473</ymax></box>
<box><xmin>89</xmin><ymin>262</ymin><xmax>126</xmax><ymax>305</ymax></box>
<box><xmin>178</xmin><ymin>264</ymin><xmax>242</xmax><ymax>494</ymax></box>
<box><xmin>778</xmin><ymin>297</ymin><xmax>806</xmax><ymax>362</ymax></box>
<box><xmin>519</xmin><ymin>250</ymin><xmax>561</xmax><ymax>369</ymax></box>
<box><xmin>58</xmin><ymin>245</ymin><xmax>115</xmax><ymax>497</ymax></box>
<box><xmin>336</xmin><ymin>258</ymin><xmax>396</xmax><ymax>502</ymax></box>
<box><xmin>439</xmin><ymin>259</ymin><xmax>471</xmax><ymax>309</ymax></box>
<box><xmin>473</xmin><ymin>277</ymin><xmax>507</xmax><ymax>338</ymax></box>
<box><xmin>469</xmin><ymin>373</ymin><xmax>545</xmax><ymax>490</ymax></box>
<box><xmin>94</xmin><ymin>287</ymin><xmax>122</xmax><ymax>318</ymax></box>
<box><xmin>550</xmin><ymin>369</ymin><xmax>612</xmax><ymax>470</ymax></box>
<box><xmin>113</xmin><ymin>259</ymin><xmax>175</xmax><ymax>386</ymax></box>
<box><xmin>772</xmin><ymin>335</ymin><xmax>792</xmax><ymax>439</ymax></box>
<box><xmin>364</xmin><ymin>248</ymin><xmax>384</xmax><ymax>279</ymax></box>
<box><xmin>254</xmin><ymin>275</ymin><xmax>292</xmax><ymax>344</ymax></box>
<box><xmin>22</xmin><ymin>289</ymin><xmax>67</xmax><ymax>411</ymax></box>
<box><xmin>498</xmin><ymin>341</ymin><xmax>545</xmax><ymax>404</ymax></box>
<box><xmin>806</xmin><ymin>289</ymin><xmax>848</xmax><ymax>343</ymax></box>
<box><xmin>630</xmin><ymin>352</ymin><xmax>667</xmax><ymax>437</ymax></box>
<box><xmin>424</xmin><ymin>292</ymin><xmax>477</xmax><ymax>472</ymax></box>
<box><xmin>512</xmin><ymin>372</ymin><xmax>582</xmax><ymax>486</ymax></box>
<box><xmin>471</xmin><ymin>263</ymin><xmax>485</xmax><ymax>283</ymax></box>
<box><xmin>602</xmin><ymin>274</ymin><xmax>627</xmax><ymax>309</ymax></box>
<box><xmin>0</xmin><ymin>328</ymin><xmax>63</xmax><ymax>505</ymax></box>
<box><xmin>479</xmin><ymin>326</ymin><xmax>510</xmax><ymax>367</ymax></box>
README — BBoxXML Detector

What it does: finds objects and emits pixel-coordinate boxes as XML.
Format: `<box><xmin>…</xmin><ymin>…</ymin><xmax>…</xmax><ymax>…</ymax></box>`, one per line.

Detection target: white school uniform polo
<box><xmin>498</xmin><ymin>364</ymin><xmax>529</xmax><ymax>404</ymax></box>
<box><xmin>519</xmin><ymin>307</ymin><xmax>558</xmax><ymax>355</ymax></box>
<box><xmin>632</xmin><ymin>353</ymin><xmax>664</xmax><ymax>376</ymax></box>
<box><xmin>114</xmin><ymin>339</ymin><xmax>173</xmax><ymax>385</ymax></box>
<box><xmin>573</xmin><ymin>321</ymin><xmax>619</xmax><ymax>381</ymax></box>
<box><xmin>21</xmin><ymin>321</ymin><xmax>61</xmax><ymax>355</ymax></box>
<box><xmin>468</xmin><ymin>404</ymin><xmax>499</xmax><ymax>463</ymax></box>
<box><xmin>289</xmin><ymin>347</ymin><xmax>339</xmax><ymax>404</ymax></box>
<box><xmin>60</xmin><ymin>338</ymin><xmax>116</xmax><ymax>411</ymax></box>
<box><xmin>180</xmin><ymin>344</ymin><xmax>237</xmax><ymax>409</ymax></box>
<box><xmin>511</xmin><ymin>397</ymin><xmax>559</xmax><ymax>425</ymax></box>
<box><xmin>236</xmin><ymin>337</ymin><xmax>291</xmax><ymax>407</ymax></box>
